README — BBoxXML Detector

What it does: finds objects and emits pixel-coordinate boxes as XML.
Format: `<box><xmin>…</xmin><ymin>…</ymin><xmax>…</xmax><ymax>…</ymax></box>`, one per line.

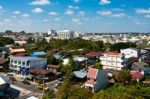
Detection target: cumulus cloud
<box><xmin>74</xmin><ymin>0</ymin><xmax>80</xmax><ymax>3</ymax></box>
<box><xmin>48</xmin><ymin>11</ymin><xmax>58</xmax><ymax>16</ymax></box>
<box><xmin>145</xmin><ymin>15</ymin><xmax>150</xmax><ymax>18</ymax></box>
<box><xmin>72</xmin><ymin>18</ymin><xmax>80</xmax><ymax>23</ymax></box>
<box><xmin>30</xmin><ymin>0</ymin><xmax>50</xmax><ymax>5</ymax></box>
<box><xmin>68</xmin><ymin>5</ymin><xmax>80</xmax><ymax>9</ymax></box>
<box><xmin>13</xmin><ymin>11</ymin><xmax>20</xmax><ymax>14</ymax></box>
<box><xmin>99</xmin><ymin>0</ymin><xmax>111</xmax><ymax>5</ymax></box>
<box><xmin>22</xmin><ymin>13</ymin><xmax>30</xmax><ymax>17</ymax></box>
<box><xmin>54</xmin><ymin>18</ymin><xmax>61</xmax><ymax>21</ymax></box>
<box><xmin>77</xmin><ymin>11</ymin><xmax>85</xmax><ymax>16</ymax></box>
<box><xmin>112</xmin><ymin>13</ymin><xmax>125</xmax><ymax>18</ymax></box>
<box><xmin>64</xmin><ymin>10</ymin><xmax>74</xmax><ymax>15</ymax></box>
<box><xmin>97</xmin><ymin>11</ymin><xmax>112</xmax><ymax>15</ymax></box>
<box><xmin>32</xmin><ymin>7</ymin><xmax>44</xmax><ymax>13</ymax></box>
<box><xmin>136</xmin><ymin>8</ymin><xmax>150</xmax><ymax>14</ymax></box>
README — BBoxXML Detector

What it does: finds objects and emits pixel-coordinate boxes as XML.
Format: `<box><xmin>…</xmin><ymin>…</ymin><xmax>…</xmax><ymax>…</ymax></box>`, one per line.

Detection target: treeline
<box><xmin>0</xmin><ymin>37</ymin><xmax>14</xmax><ymax>46</ymax></box>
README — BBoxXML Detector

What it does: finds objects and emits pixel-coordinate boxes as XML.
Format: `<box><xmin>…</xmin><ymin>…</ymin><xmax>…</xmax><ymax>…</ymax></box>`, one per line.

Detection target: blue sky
<box><xmin>0</xmin><ymin>0</ymin><xmax>150</xmax><ymax>32</ymax></box>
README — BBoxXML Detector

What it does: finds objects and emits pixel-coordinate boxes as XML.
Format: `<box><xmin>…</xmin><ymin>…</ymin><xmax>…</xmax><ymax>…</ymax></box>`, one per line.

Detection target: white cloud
<box><xmin>136</xmin><ymin>8</ymin><xmax>150</xmax><ymax>14</ymax></box>
<box><xmin>72</xmin><ymin>18</ymin><xmax>80</xmax><ymax>23</ymax></box>
<box><xmin>22</xmin><ymin>13</ymin><xmax>30</xmax><ymax>17</ymax></box>
<box><xmin>68</xmin><ymin>5</ymin><xmax>80</xmax><ymax>9</ymax></box>
<box><xmin>32</xmin><ymin>7</ymin><xmax>44</xmax><ymax>13</ymax></box>
<box><xmin>48</xmin><ymin>11</ymin><xmax>58</xmax><ymax>16</ymax></box>
<box><xmin>30</xmin><ymin>0</ymin><xmax>50</xmax><ymax>5</ymax></box>
<box><xmin>4</xmin><ymin>19</ymin><xmax>11</xmax><ymax>22</ymax></box>
<box><xmin>64</xmin><ymin>10</ymin><xmax>74</xmax><ymax>15</ymax></box>
<box><xmin>13</xmin><ymin>11</ymin><xmax>20</xmax><ymax>14</ymax></box>
<box><xmin>82</xmin><ymin>17</ymin><xmax>89</xmax><ymax>20</ymax></box>
<box><xmin>112</xmin><ymin>13</ymin><xmax>125</xmax><ymax>18</ymax></box>
<box><xmin>74</xmin><ymin>0</ymin><xmax>80</xmax><ymax>3</ymax></box>
<box><xmin>54</xmin><ymin>18</ymin><xmax>61</xmax><ymax>21</ymax></box>
<box><xmin>97</xmin><ymin>11</ymin><xmax>112</xmax><ymax>15</ymax></box>
<box><xmin>0</xmin><ymin>6</ymin><xmax>3</xmax><ymax>9</ymax></box>
<box><xmin>135</xmin><ymin>22</ymin><xmax>146</xmax><ymax>25</ymax></box>
<box><xmin>112</xmin><ymin>8</ymin><xmax>124</xmax><ymax>11</ymax></box>
<box><xmin>99</xmin><ymin>0</ymin><xmax>111</xmax><ymax>5</ymax></box>
<box><xmin>145</xmin><ymin>15</ymin><xmax>150</xmax><ymax>18</ymax></box>
<box><xmin>43</xmin><ymin>19</ymin><xmax>48</xmax><ymax>22</ymax></box>
<box><xmin>77</xmin><ymin>11</ymin><xmax>85</xmax><ymax>16</ymax></box>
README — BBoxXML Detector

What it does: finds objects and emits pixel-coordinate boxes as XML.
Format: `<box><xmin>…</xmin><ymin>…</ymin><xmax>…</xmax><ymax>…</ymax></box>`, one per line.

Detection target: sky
<box><xmin>0</xmin><ymin>0</ymin><xmax>150</xmax><ymax>33</ymax></box>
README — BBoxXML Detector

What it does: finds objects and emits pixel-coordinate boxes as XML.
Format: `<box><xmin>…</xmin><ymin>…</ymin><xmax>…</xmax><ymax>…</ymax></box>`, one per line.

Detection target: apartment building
<box><xmin>100</xmin><ymin>52</ymin><xmax>128</xmax><ymax>70</ymax></box>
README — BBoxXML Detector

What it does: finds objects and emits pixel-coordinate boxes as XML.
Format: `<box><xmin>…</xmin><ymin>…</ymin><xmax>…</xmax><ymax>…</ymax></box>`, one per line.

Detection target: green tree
<box><xmin>37</xmin><ymin>55</ymin><xmax>57</xmax><ymax>64</ymax></box>
<box><xmin>93</xmin><ymin>62</ymin><xmax>103</xmax><ymax>69</ymax></box>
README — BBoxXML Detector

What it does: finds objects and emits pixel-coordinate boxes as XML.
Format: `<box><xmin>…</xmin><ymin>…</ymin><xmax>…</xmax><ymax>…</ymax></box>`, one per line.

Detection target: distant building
<box><xmin>120</xmin><ymin>48</ymin><xmax>140</xmax><ymax>59</ymax></box>
<box><xmin>48</xmin><ymin>29</ymin><xmax>57</xmax><ymax>36</ymax></box>
<box><xmin>84</xmin><ymin>68</ymin><xmax>109</xmax><ymax>93</ymax></box>
<box><xmin>15</xmin><ymin>41</ymin><xmax>27</xmax><ymax>46</ymax></box>
<box><xmin>100</xmin><ymin>52</ymin><xmax>129</xmax><ymax>70</ymax></box>
<box><xmin>9</xmin><ymin>56</ymin><xmax>47</xmax><ymax>75</ymax></box>
<box><xmin>57</xmin><ymin>29</ymin><xmax>74</xmax><ymax>39</ymax></box>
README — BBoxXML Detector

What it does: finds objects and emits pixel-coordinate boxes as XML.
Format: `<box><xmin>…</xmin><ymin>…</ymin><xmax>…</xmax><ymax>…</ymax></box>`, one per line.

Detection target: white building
<box><xmin>120</xmin><ymin>48</ymin><xmax>140</xmax><ymax>58</ymax></box>
<box><xmin>57</xmin><ymin>29</ymin><xmax>74</xmax><ymax>39</ymax></box>
<box><xmin>100</xmin><ymin>52</ymin><xmax>128</xmax><ymax>70</ymax></box>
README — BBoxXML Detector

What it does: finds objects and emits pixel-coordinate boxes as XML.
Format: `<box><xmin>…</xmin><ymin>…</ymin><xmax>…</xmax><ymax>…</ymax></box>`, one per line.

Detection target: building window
<box><xmin>18</xmin><ymin>61</ymin><xmax>21</xmax><ymax>65</ymax></box>
<box><xmin>22</xmin><ymin>62</ymin><xmax>25</xmax><ymax>65</ymax></box>
<box><xmin>11</xmin><ymin>60</ymin><xmax>13</xmax><ymax>63</ymax></box>
<box><xmin>27</xmin><ymin>61</ymin><xmax>30</xmax><ymax>66</ymax></box>
<box><xmin>14</xmin><ymin>61</ymin><xmax>17</xmax><ymax>64</ymax></box>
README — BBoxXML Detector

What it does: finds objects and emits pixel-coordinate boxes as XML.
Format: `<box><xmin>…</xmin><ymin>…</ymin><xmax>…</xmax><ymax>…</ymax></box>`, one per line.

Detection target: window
<box><xmin>18</xmin><ymin>61</ymin><xmax>21</xmax><ymax>65</ymax></box>
<box><xmin>27</xmin><ymin>61</ymin><xmax>30</xmax><ymax>66</ymax></box>
<box><xmin>14</xmin><ymin>61</ymin><xmax>17</xmax><ymax>64</ymax></box>
<box><xmin>11</xmin><ymin>60</ymin><xmax>13</xmax><ymax>63</ymax></box>
<box><xmin>22</xmin><ymin>62</ymin><xmax>25</xmax><ymax>65</ymax></box>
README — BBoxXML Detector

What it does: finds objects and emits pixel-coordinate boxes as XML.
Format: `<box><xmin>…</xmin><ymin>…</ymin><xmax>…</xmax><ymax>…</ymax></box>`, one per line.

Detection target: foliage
<box><xmin>110</xmin><ymin>42</ymin><xmax>137</xmax><ymax>52</ymax></box>
<box><xmin>0</xmin><ymin>37</ymin><xmax>14</xmax><ymax>46</ymax></box>
<box><xmin>43</xmin><ymin>89</ymin><xmax>55</xmax><ymax>99</ymax></box>
<box><xmin>114</xmin><ymin>70</ymin><xmax>131</xmax><ymax>83</ymax></box>
<box><xmin>37</xmin><ymin>55</ymin><xmax>58</xmax><ymax>64</ymax></box>
<box><xmin>60</xmin><ymin>56</ymin><xmax>76</xmax><ymax>78</ymax></box>
<box><xmin>92</xmin><ymin>83</ymin><xmax>147</xmax><ymax>99</ymax></box>
<box><xmin>93</xmin><ymin>62</ymin><xmax>103</xmax><ymax>69</ymax></box>
<box><xmin>56</xmin><ymin>80</ymin><xmax>93</xmax><ymax>99</ymax></box>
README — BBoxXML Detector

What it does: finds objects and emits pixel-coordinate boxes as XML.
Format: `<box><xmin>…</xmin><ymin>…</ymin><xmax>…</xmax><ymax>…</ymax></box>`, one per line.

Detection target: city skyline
<box><xmin>0</xmin><ymin>0</ymin><xmax>150</xmax><ymax>32</ymax></box>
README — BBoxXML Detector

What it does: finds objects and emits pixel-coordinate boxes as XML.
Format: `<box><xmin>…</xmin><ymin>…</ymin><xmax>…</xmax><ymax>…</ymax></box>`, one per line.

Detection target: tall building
<box><xmin>57</xmin><ymin>29</ymin><xmax>74</xmax><ymax>39</ymax></box>
<box><xmin>48</xmin><ymin>29</ymin><xmax>57</xmax><ymax>36</ymax></box>
<box><xmin>100</xmin><ymin>52</ymin><xmax>128</xmax><ymax>70</ymax></box>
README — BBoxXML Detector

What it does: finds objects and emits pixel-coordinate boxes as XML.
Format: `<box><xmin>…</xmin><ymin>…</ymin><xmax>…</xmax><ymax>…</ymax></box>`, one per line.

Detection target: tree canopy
<box><xmin>0</xmin><ymin>37</ymin><xmax>14</xmax><ymax>46</ymax></box>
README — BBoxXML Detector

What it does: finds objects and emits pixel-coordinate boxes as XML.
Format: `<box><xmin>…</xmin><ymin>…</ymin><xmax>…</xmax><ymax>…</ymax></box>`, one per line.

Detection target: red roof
<box><xmin>87</xmin><ymin>68</ymin><xmax>98</xmax><ymax>79</ymax></box>
<box><xmin>14</xmin><ymin>52</ymin><xmax>27</xmax><ymax>56</ymax></box>
<box><xmin>107</xmin><ymin>52</ymin><xmax>120</xmax><ymax>55</ymax></box>
<box><xmin>85</xmin><ymin>80</ymin><xmax>95</xmax><ymax>86</ymax></box>
<box><xmin>84</xmin><ymin>52</ymin><xmax>103</xmax><ymax>58</ymax></box>
<box><xmin>30</xmin><ymin>69</ymin><xmax>51</xmax><ymax>75</ymax></box>
<box><xmin>131</xmin><ymin>71</ymin><xmax>143</xmax><ymax>79</ymax></box>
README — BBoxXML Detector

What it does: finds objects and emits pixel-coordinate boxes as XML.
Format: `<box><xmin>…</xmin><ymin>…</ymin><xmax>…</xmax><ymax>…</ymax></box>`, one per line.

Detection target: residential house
<box><xmin>15</xmin><ymin>41</ymin><xmax>27</xmax><ymax>46</ymax></box>
<box><xmin>120</xmin><ymin>48</ymin><xmax>140</xmax><ymax>59</ymax></box>
<box><xmin>100</xmin><ymin>52</ymin><xmax>129</xmax><ymax>70</ymax></box>
<box><xmin>9</xmin><ymin>56</ymin><xmax>47</xmax><ymax>76</ymax></box>
<box><xmin>84</xmin><ymin>68</ymin><xmax>109</xmax><ymax>93</ymax></box>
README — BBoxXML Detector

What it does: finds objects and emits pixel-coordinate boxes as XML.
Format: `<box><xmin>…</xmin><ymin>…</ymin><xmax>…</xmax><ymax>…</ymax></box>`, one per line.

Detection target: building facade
<box><xmin>57</xmin><ymin>29</ymin><xmax>74</xmax><ymax>39</ymax></box>
<box><xmin>9</xmin><ymin>56</ymin><xmax>47</xmax><ymax>75</ymax></box>
<box><xmin>120</xmin><ymin>48</ymin><xmax>140</xmax><ymax>59</ymax></box>
<box><xmin>100</xmin><ymin>52</ymin><xmax>128</xmax><ymax>70</ymax></box>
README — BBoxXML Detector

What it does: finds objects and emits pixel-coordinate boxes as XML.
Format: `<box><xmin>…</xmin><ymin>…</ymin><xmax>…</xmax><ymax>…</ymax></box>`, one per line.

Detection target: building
<box><xmin>15</xmin><ymin>41</ymin><xmax>27</xmax><ymax>46</ymax></box>
<box><xmin>84</xmin><ymin>68</ymin><xmax>109</xmax><ymax>93</ymax></box>
<box><xmin>100</xmin><ymin>52</ymin><xmax>129</xmax><ymax>70</ymax></box>
<box><xmin>48</xmin><ymin>29</ymin><xmax>57</xmax><ymax>36</ymax></box>
<box><xmin>9</xmin><ymin>56</ymin><xmax>47</xmax><ymax>75</ymax></box>
<box><xmin>57</xmin><ymin>29</ymin><xmax>74</xmax><ymax>39</ymax></box>
<box><xmin>120</xmin><ymin>48</ymin><xmax>140</xmax><ymax>58</ymax></box>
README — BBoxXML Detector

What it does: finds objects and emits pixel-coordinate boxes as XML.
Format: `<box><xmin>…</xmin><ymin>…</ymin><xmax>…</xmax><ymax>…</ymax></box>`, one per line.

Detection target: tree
<box><xmin>37</xmin><ymin>55</ymin><xmax>57</xmax><ymax>64</ymax></box>
<box><xmin>0</xmin><ymin>37</ymin><xmax>14</xmax><ymax>46</ymax></box>
<box><xmin>56</xmin><ymin>80</ymin><xmax>93</xmax><ymax>99</ymax></box>
<box><xmin>43</xmin><ymin>89</ymin><xmax>55</xmax><ymax>99</ymax></box>
<box><xmin>93</xmin><ymin>62</ymin><xmax>103</xmax><ymax>69</ymax></box>
<box><xmin>115</xmin><ymin>70</ymin><xmax>131</xmax><ymax>84</ymax></box>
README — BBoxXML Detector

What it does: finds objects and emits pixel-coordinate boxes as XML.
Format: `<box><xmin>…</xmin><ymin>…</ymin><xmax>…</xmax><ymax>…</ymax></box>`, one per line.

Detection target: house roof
<box><xmin>84</xmin><ymin>52</ymin><xmax>103</xmax><ymax>58</ymax></box>
<box><xmin>47</xmin><ymin>64</ymin><xmax>59</xmax><ymax>69</ymax></box>
<box><xmin>87</xmin><ymin>68</ymin><xmax>98</xmax><ymax>79</ymax></box>
<box><xmin>29</xmin><ymin>69</ymin><xmax>51</xmax><ymax>75</ymax></box>
<box><xmin>107</xmin><ymin>52</ymin><xmax>120</xmax><ymax>55</ymax></box>
<box><xmin>10</xmin><ymin>48</ymin><xmax>25</xmax><ymax>53</ymax></box>
<box><xmin>73</xmin><ymin>71</ymin><xmax>87</xmax><ymax>78</ymax></box>
<box><xmin>13</xmin><ymin>52</ymin><xmax>27</xmax><ymax>56</ymax></box>
<box><xmin>131</xmin><ymin>71</ymin><xmax>144</xmax><ymax>79</ymax></box>
<box><xmin>85</xmin><ymin>80</ymin><xmax>95</xmax><ymax>86</ymax></box>
<box><xmin>31</xmin><ymin>51</ymin><xmax>47</xmax><ymax>56</ymax></box>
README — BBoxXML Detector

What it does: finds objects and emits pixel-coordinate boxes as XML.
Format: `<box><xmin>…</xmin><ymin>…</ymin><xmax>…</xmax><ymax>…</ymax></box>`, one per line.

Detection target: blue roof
<box><xmin>73</xmin><ymin>71</ymin><xmax>87</xmax><ymax>78</ymax></box>
<box><xmin>31</xmin><ymin>51</ymin><xmax>47</xmax><ymax>56</ymax></box>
